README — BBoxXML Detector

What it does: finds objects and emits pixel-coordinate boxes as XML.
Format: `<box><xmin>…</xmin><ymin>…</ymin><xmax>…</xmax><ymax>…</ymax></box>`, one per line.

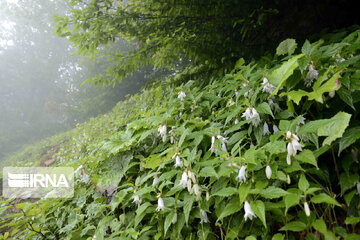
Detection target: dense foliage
<box><xmin>54</xmin><ymin>0</ymin><xmax>360</xmax><ymax>86</ymax></box>
<box><xmin>1</xmin><ymin>28</ymin><xmax>360</xmax><ymax>239</ymax></box>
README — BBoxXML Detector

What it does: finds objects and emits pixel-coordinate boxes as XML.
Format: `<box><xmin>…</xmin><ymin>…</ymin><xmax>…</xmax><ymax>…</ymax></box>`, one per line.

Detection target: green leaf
<box><xmin>308</xmin><ymin>71</ymin><xmax>343</xmax><ymax>103</ymax></box>
<box><xmin>256</xmin><ymin>102</ymin><xmax>274</xmax><ymax>118</ymax></box>
<box><xmin>268</xmin><ymin>54</ymin><xmax>304</xmax><ymax>95</ymax></box>
<box><xmin>280</xmin><ymin>221</ymin><xmax>307</xmax><ymax>231</ymax></box>
<box><xmin>298</xmin><ymin>119</ymin><xmax>332</xmax><ymax>135</ymax></box>
<box><xmin>272</xmin><ymin>233</ymin><xmax>285</xmax><ymax>240</ymax></box>
<box><xmin>239</xmin><ymin>183</ymin><xmax>251</xmax><ymax>205</ymax></box>
<box><xmin>183</xmin><ymin>194</ymin><xmax>194</xmax><ymax>225</ymax></box>
<box><xmin>280</xmin><ymin>90</ymin><xmax>308</xmax><ymax>105</ymax></box>
<box><xmin>178</xmin><ymin>128</ymin><xmax>190</xmax><ymax>147</ymax></box>
<box><xmin>199</xmin><ymin>166</ymin><xmax>218</xmax><ymax>178</ymax></box>
<box><xmin>135</xmin><ymin>202</ymin><xmax>151</xmax><ymax>227</ymax></box>
<box><xmin>345</xmin><ymin>216</ymin><xmax>360</xmax><ymax>225</ymax></box>
<box><xmin>261</xmin><ymin>186</ymin><xmax>288</xmax><ymax>199</ymax></box>
<box><xmin>217</xmin><ymin>197</ymin><xmax>241</xmax><ymax>222</ymax></box>
<box><xmin>312</xmin><ymin>218</ymin><xmax>327</xmax><ymax>234</ymax></box>
<box><xmin>164</xmin><ymin>211</ymin><xmax>175</xmax><ymax>235</ymax></box>
<box><xmin>213</xmin><ymin>187</ymin><xmax>238</xmax><ymax>197</ymax></box>
<box><xmin>298</xmin><ymin>174</ymin><xmax>309</xmax><ymax>192</ymax></box>
<box><xmin>340</xmin><ymin>173</ymin><xmax>358</xmax><ymax>195</ymax></box>
<box><xmin>250</xmin><ymin>200</ymin><xmax>266</xmax><ymax>228</ymax></box>
<box><xmin>294</xmin><ymin>150</ymin><xmax>318</xmax><ymax>168</ymax></box>
<box><xmin>338</xmin><ymin>87</ymin><xmax>355</xmax><ymax>110</ymax></box>
<box><xmin>311</xmin><ymin>193</ymin><xmax>341</xmax><ymax>206</ymax></box>
<box><xmin>276</xmin><ymin>39</ymin><xmax>297</xmax><ymax>56</ymax></box>
<box><xmin>339</xmin><ymin>126</ymin><xmax>360</xmax><ymax>155</ymax></box>
<box><xmin>317</xmin><ymin>112</ymin><xmax>352</xmax><ymax>146</ymax></box>
<box><xmin>284</xmin><ymin>193</ymin><xmax>300</xmax><ymax>214</ymax></box>
<box><xmin>301</xmin><ymin>40</ymin><xmax>312</xmax><ymax>55</ymax></box>
<box><xmin>245</xmin><ymin>236</ymin><xmax>257</xmax><ymax>240</ymax></box>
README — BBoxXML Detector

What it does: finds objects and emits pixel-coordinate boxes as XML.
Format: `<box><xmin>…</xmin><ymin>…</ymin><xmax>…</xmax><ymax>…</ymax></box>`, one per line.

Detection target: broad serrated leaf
<box><xmin>280</xmin><ymin>221</ymin><xmax>307</xmax><ymax>231</ymax></box>
<box><xmin>199</xmin><ymin>166</ymin><xmax>218</xmax><ymax>178</ymax></box>
<box><xmin>183</xmin><ymin>194</ymin><xmax>194</xmax><ymax>225</ymax></box>
<box><xmin>213</xmin><ymin>187</ymin><xmax>238</xmax><ymax>197</ymax></box>
<box><xmin>312</xmin><ymin>218</ymin><xmax>327</xmax><ymax>234</ymax></box>
<box><xmin>317</xmin><ymin>112</ymin><xmax>351</xmax><ymax>146</ymax></box>
<box><xmin>338</xmin><ymin>126</ymin><xmax>360</xmax><ymax>155</ymax></box>
<box><xmin>217</xmin><ymin>197</ymin><xmax>241</xmax><ymax>222</ymax></box>
<box><xmin>250</xmin><ymin>200</ymin><xmax>266</xmax><ymax>228</ymax></box>
<box><xmin>294</xmin><ymin>150</ymin><xmax>318</xmax><ymax>168</ymax></box>
<box><xmin>260</xmin><ymin>186</ymin><xmax>288</xmax><ymax>199</ymax></box>
<box><xmin>298</xmin><ymin>174</ymin><xmax>309</xmax><ymax>192</ymax></box>
<box><xmin>276</xmin><ymin>39</ymin><xmax>297</xmax><ymax>56</ymax></box>
<box><xmin>311</xmin><ymin>193</ymin><xmax>341</xmax><ymax>206</ymax></box>
<box><xmin>272</xmin><ymin>233</ymin><xmax>285</xmax><ymax>240</ymax></box>
<box><xmin>164</xmin><ymin>211</ymin><xmax>175</xmax><ymax>235</ymax></box>
<box><xmin>284</xmin><ymin>193</ymin><xmax>300</xmax><ymax>214</ymax></box>
<box><xmin>256</xmin><ymin>102</ymin><xmax>274</xmax><ymax>118</ymax></box>
<box><xmin>268</xmin><ymin>54</ymin><xmax>304</xmax><ymax>95</ymax></box>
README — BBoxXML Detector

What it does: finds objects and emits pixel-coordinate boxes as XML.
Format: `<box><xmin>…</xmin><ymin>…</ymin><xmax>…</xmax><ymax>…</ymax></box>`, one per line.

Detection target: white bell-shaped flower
<box><xmin>234</xmin><ymin>118</ymin><xmax>239</xmax><ymax>125</ymax></box>
<box><xmin>178</xmin><ymin>91</ymin><xmax>186</xmax><ymax>101</ymax></box>
<box><xmin>133</xmin><ymin>195</ymin><xmax>140</xmax><ymax>204</ymax></box>
<box><xmin>174</xmin><ymin>155</ymin><xmax>182</xmax><ymax>168</ymax></box>
<box><xmin>273</xmin><ymin>125</ymin><xmax>280</xmax><ymax>133</ymax></box>
<box><xmin>201</xmin><ymin>210</ymin><xmax>209</xmax><ymax>223</ymax></box>
<box><xmin>244</xmin><ymin>201</ymin><xmax>256</xmax><ymax>221</ymax></box>
<box><xmin>180</xmin><ymin>171</ymin><xmax>188</xmax><ymax>188</ymax></box>
<box><xmin>158</xmin><ymin>124</ymin><xmax>167</xmax><ymax>142</ymax></box>
<box><xmin>156</xmin><ymin>197</ymin><xmax>165</xmax><ymax>211</ymax></box>
<box><xmin>263</xmin><ymin>122</ymin><xmax>271</xmax><ymax>135</ymax></box>
<box><xmin>262</xmin><ymin>77</ymin><xmax>276</xmax><ymax>94</ymax></box>
<box><xmin>236</xmin><ymin>166</ymin><xmax>246</xmax><ymax>183</ymax></box>
<box><xmin>152</xmin><ymin>176</ymin><xmax>159</xmax><ymax>186</ymax></box>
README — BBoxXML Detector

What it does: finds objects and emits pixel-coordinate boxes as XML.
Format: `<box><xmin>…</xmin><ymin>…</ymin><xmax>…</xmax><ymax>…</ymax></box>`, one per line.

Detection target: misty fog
<box><xmin>0</xmin><ymin>0</ymin><xmax>156</xmax><ymax>162</ymax></box>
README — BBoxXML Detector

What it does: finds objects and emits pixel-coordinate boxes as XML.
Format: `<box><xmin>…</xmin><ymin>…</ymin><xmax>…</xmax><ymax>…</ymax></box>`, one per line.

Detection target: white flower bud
<box><xmin>265</xmin><ymin>166</ymin><xmax>272</xmax><ymax>179</ymax></box>
<box><xmin>152</xmin><ymin>176</ymin><xmax>159</xmax><ymax>186</ymax></box>
<box><xmin>304</xmin><ymin>202</ymin><xmax>310</xmax><ymax>217</ymax></box>
<box><xmin>201</xmin><ymin>210</ymin><xmax>209</xmax><ymax>223</ymax></box>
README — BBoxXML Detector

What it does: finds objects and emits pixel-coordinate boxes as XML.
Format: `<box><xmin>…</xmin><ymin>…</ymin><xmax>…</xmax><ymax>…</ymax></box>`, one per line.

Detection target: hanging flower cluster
<box><xmin>262</xmin><ymin>77</ymin><xmax>276</xmax><ymax>94</ymax></box>
<box><xmin>158</xmin><ymin>124</ymin><xmax>167</xmax><ymax>142</ymax></box>
<box><xmin>286</xmin><ymin>131</ymin><xmax>303</xmax><ymax>165</ymax></box>
<box><xmin>178</xmin><ymin>91</ymin><xmax>186</xmax><ymax>101</ymax></box>
<box><xmin>242</xmin><ymin>107</ymin><xmax>260</xmax><ymax>126</ymax></box>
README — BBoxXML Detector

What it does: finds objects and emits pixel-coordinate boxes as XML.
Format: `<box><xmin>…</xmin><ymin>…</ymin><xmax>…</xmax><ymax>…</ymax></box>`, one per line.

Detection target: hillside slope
<box><xmin>1</xmin><ymin>28</ymin><xmax>360</xmax><ymax>239</ymax></box>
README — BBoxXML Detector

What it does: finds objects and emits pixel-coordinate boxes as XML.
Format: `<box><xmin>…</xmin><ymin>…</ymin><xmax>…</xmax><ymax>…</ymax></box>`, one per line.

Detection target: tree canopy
<box><xmin>55</xmin><ymin>0</ymin><xmax>360</xmax><ymax>86</ymax></box>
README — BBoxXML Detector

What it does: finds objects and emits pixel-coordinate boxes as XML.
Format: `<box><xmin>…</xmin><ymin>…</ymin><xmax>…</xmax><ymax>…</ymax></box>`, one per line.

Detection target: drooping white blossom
<box><xmin>263</xmin><ymin>122</ymin><xmax>271</xmax><ymax>135</ymax></box>
<box><xmin>193</xmin><ymin>184</ymin><xmax>201</xmax><ymax>200</ymax></box>
<box><xmin>304</xmin><ymin>202</ymin><xmax>310</xmax><ymax>217</ymax></box>
<box><xmin>152</xmin><ymin>176</ymin><xmax>159</xmax><ymax>186</ymax></box>
<box><xmin>305</xmin><ymin>64</ymin><xmax>319</xmax><ymax>87</ymax></box>
<box><xmin>201</xmin><ymin>210</ymin><xmax>209</xmax><ymax>223</ymax></box>
<box><xmin>329</xmin><ymin>91</ymin><xmax>335</xmax><ymax>98</ymax></box>
<box><xmin>236</xmin><ymin>166</ymin><xmax>246</xmax><ymax>183</ymax></box>
<box><xmin>180</xmin><ymin>171</ymin><xmax>188</xmax><ymax>188</ymax></box>
<box><xmin>217</xmin><ymin>135</ymin><xmax>228</xmax><ymax>152</ymax></box>
<box><xmin>265</xmin><ymin>165</ymin><xmax>272</xmax><ymax>179</ymax></box>
<box><xmin>158</xmin><ymin>124</ymin><xmax>167</xmax><ymax>142</ymax></box>
<box><xmin>175</xmin><ymin>155</ymin><xmax>182</xmax><ymax>168</ymax></box>
<box><xmin>262</xmin><ymin>77</ymin><xmax>276</xmax><ymax>94</ymax></box>
<box><xmin>188</xmin><ymin>170</ymin><xmax>196</xmax><ymax>183</ymax></box>
<box><xmin>156</xmin><ymin>197</ymin><xmax>165</xmax><ymax>211</ymax></box>
<box><xmin>234</xmin><ymin>118</ymin><xmax>239</xmax><ymax>125</ymax></box>
<box><xmin>286</xmin><ymin>131</ymin><xmax>303</xmax><ymax>165</ymax></box>
<box><xmin>169</xmin><ymin>126</ymin><xmax>176</xmax><ymax>144</ymax></box>
<box><xmin>242</xmin><ymin>107</ymin><xmax>260</xmax><ymax>126</ymax></box>
<box><xmin>178</xmin><ymin>91</ymin><xmax>186</xmax><ymax>101</ymax></box>
<box><xmin>244</xmin><ymin>201</ymin><xmax>256</xmax><ymax>221</ymax></box>
<box><xmin>133</xmin><ymin>195</ymin><xmax>140</xmax><ymax>204</ymax></box>
<box><xmin>273</xmin><ymin>125</ymin><xmax>280</xmax><ymax>133</ymax></box>
<box><xmin>268</xmin><ymin>98</ymin><xmax>281</xmax><ymax>113</ymax></box>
